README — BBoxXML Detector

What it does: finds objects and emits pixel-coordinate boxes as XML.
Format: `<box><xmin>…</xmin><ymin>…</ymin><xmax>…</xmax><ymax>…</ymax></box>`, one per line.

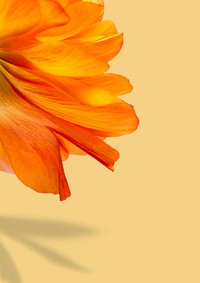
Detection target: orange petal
<box><xmin>51</xmin><ymin>120</ymin><xmax>120</xmax><ymax>171</ymax></box>
<box><xmin>0</xmin><ymin>142</ymin><xmax>13</xmax><ymax>173</ymax></box>
<box><xmin>55</xmin><ymin>134</ymin><xmax>70</xmax><ymax>161</ymax></box>
<box><xmin>36</xmin><ymin>2</ymin><xmax>104</xmax><ymax>42</ymax></box>
<box><xmin>1</xmin><ymin>35</ymin><xmax>39</xmax><ymax>52</ymax></box>
<box><xmin>83</xmin><ymin>0</ymin><xmax>104</xmax><ymax>4</ymax></box>
<box><xmin>46</xmin><ymin>76</ymin><xmax>123</xmax><ymax>105</ymax></box>
<box><xmin>21</xmin><ymin>42</ymin><xmax>109</xmax><ymax>77</ymax></box>
<box><xmin>67</xmin><ymin>20</ymin><xmax>118</xmax><ymax>43</ymax></box>
<box><xmin>83</xmin><ymin>33</ymin><xmax>124</xmax><ymax>62</ymax></box>
<box><xmin>0</xmin><ymin>120</ymin><xmax>70</xmax><ymax>201</ymax></box>
<box><xmin>55</xmin><ymin>133</ymin><xmax>86</xmax><ymax>156</ymax></box>
<box><xmin>80</xmin><ymin>74</ymin><xmax>133</xmax><ymax>96</ymax></box>
<box><xmin>0</xmin><ymin>73</ymin><xmax>70</xmax><ymax>201</ymax></box>
<box><xmin>1</xmin><ymin>62</ymin><xmax>127</xmax><ymax>104</ymax></box>
<box><xmin>0</xmin><ymin>0</ymin><xmax>40</xmax><ymax>40</ymax></box>
<box><xmin>0</xmin><ymin>70</ymin><xmax>120</xmax><ymax>173</ymax></box>
<box><xmin>2</xmin><ymin>60</ymin><xmax>132</xmax><ymax>103</ymax></box>
<box><xmin>37</xmin><ymin>0</ymin><xmax>69</xmax><ymax>31</ymax></box>
<box><xmin>0</xmin><ymin>60</ymin><xmax>49</xmax><ymax>85</ymax></box>
<box><xmin>1</xmin><ymin>65</ymin><xmax>138</xmax><ymax>136</ymax></box>
<box><xmin>57</xmin><ymin>103</ymin><xmax>138</xmax><ymax>136</ymax></box>
<box><xmin>1</xmin><ymin>61</ymin><xmax>117</xmax><ymax>105</ymax></box>
<box><xmin>43</xmin><ymin>110</ymin><xmax>120</xmax><ymax>171</ymax></box>
<box><xmin>7</xmin><ymin>77</ymin><xmax>138</xmax><ymax>136</ymax></box>
<box><xmin>0</xmin><ymin>50</ymin><xmax>36</xmax><ymax>69</ymax></box>
<box><xmin>24</xmin><ymin>94</ymin><xmax>138</xmax><ymax>136</ymax></box>
<box><xmin>1</xmin><ymin>0</ymin><xmax>69</xmax><ymax>51</ymax></box>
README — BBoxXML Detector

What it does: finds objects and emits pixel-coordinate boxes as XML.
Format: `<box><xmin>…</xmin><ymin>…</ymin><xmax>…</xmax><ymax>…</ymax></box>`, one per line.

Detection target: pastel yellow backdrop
<box><xmin>0</xmin><ymin>0</ymin><xmax>200</xmax><ymax>283</ymax></box>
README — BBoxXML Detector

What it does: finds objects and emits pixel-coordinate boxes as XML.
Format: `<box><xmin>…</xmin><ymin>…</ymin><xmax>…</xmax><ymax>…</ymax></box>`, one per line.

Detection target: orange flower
<box><xmin>0</xmin><ymin>0</ymin><xmax>139</xmax><ymax>201</ymax></box>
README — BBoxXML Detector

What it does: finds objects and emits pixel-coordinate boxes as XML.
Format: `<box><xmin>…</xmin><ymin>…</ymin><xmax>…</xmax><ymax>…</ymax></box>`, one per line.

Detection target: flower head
<box><xmin>0</xmin><ymin>0</ymin><xmax>139</xmax><ymax>200</ymax></box>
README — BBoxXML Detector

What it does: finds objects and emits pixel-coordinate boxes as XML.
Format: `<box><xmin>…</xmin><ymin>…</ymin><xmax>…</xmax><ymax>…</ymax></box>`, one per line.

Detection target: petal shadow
<box><xmin>0</xmin><ymin>241</ymin><xmax>22</xmax><ymax>283</ymax></box>
<box><xmin>0</xmin><ymin>216</ymin><xmax>95</xmax><ymax>237</ymax></box>
<box><xmin>10</xmin><ymin>233</ymin><xmax>88</xmax><ymax>272</ymax></box>
<box><xmin>0</xmin><ymin>216</ymin><xmax>98</xmax><ymax>274</ymax></box>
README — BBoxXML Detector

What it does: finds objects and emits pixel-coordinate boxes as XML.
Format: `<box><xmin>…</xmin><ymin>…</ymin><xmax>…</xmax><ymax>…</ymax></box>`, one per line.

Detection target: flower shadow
<box><xmin>0</xmin><ymin>216</ymin><xmax>97</xmax><ymax>282</ymax></box>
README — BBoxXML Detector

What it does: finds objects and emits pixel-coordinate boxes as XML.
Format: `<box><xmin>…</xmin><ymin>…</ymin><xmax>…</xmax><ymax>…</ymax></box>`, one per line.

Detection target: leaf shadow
<box><xmin>0</xmin><ymin>215</ymin><xmax>98</xmax><ymax>282</ymax></box>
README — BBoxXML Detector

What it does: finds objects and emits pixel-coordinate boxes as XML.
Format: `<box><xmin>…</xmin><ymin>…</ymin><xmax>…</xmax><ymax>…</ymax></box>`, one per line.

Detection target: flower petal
<box><xmin>7</xmin><ymin>79</ymin><xmax>137</xmax><ymax>136</ymax></box>
<box><xmin>0</xmin><ymin>119</ymin><xmax>71</xmax><ymax>201</ymax></box>
<box><xmin>22</xmin><ymin>42</ymin><xmax>109</xmax><ymax>77</ymax></box>
<box><xmin>83</xmin><ymin>33</ymin><xmax>124</xmax><ymax>62</ymax></box>
<box><xmin>0</xmin><ymin>0</ymin><xmax>40</xmax><ymax>39</ymax></box>
<box><xmin>67</xmin><ymin>20</ymin><xmax>118</xmax><ymax>43</ymax></box>
<box><xmin>0</xmin><ymin>142</ymin><xmax>13</xmax><ymax>173</ymax></box>
<box><xmin>51</xmin><ymin>121</ymin><xmax>120</xmax><ymax>171</ymax></box>
<box><xmin>0</xmin><ymin>72</ymin><xmax>70</xmax><ymax>200</ymax></box>
<box><xmin>0</xmin><ymin>70</ymin><xmax>120</xmax><ymax>172</ymax></box>
<box><xmin>80</xmin><ymin>74</ymin><xmax>133</xmax><ymax>96</ymax></box>
<box><xmin>36</xmin><ymin>2</ymin><xmax>104</xmax><ymax>42</ymax></box>
<box><xmin>55</xmin><ymin>133</ymin><xmax>86</xmax><ymax>156</ymax></box>
<box><xmin>1</xmin><ymin>0</ymin><xmax>69</xmax><ymax>51</ymax></box>
<box><xmin>1</xmin><ymin>64</ymin><xmax>138</xmax><ymax>136</ymax></box>
<box><xmin>2</xmin><ymin>61</ymin><xmax>133</xmax><ymax>101</ymax></box>
<box><xmin>55</xmin><ymin>77</ymin><xmax>122</xmax><ymax>105</ymax></box>
<box><xmin>83</xmin><ymin>0</ymin><xmax>103</xmax><ymax>4</ymax></box>
<box><xmin>35</xmin><ymin>0</ymin><xmax>69</xmax><ymax>35</ymax></box>
<box><xmin>1</xmin><ymin>61</ymin><xmax>116</xmax><ymax>105</ymax></box>
<box><xmin>22</xmin><ymin>93</ymin><xmax>138</xmax><ymax>136</ymax></box>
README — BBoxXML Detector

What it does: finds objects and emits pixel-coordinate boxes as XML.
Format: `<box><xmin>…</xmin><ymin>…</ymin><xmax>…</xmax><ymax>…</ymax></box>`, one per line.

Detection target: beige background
<box><xmin>1</xmin><ymin>0</ymin><xmax>200</xmax><ymax>282</ymax></box>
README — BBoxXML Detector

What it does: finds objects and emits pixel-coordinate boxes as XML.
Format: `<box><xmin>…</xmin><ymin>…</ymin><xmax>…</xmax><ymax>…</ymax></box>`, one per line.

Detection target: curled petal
<box><xmin>36</xmin><ymin>2</ymin><xmax>104</xmax><ymax>42</ymax></box>
<box><xmin>82</xmin><ymin>33</ymin><xmax>124</xmax><ymax>62</ymax></box>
